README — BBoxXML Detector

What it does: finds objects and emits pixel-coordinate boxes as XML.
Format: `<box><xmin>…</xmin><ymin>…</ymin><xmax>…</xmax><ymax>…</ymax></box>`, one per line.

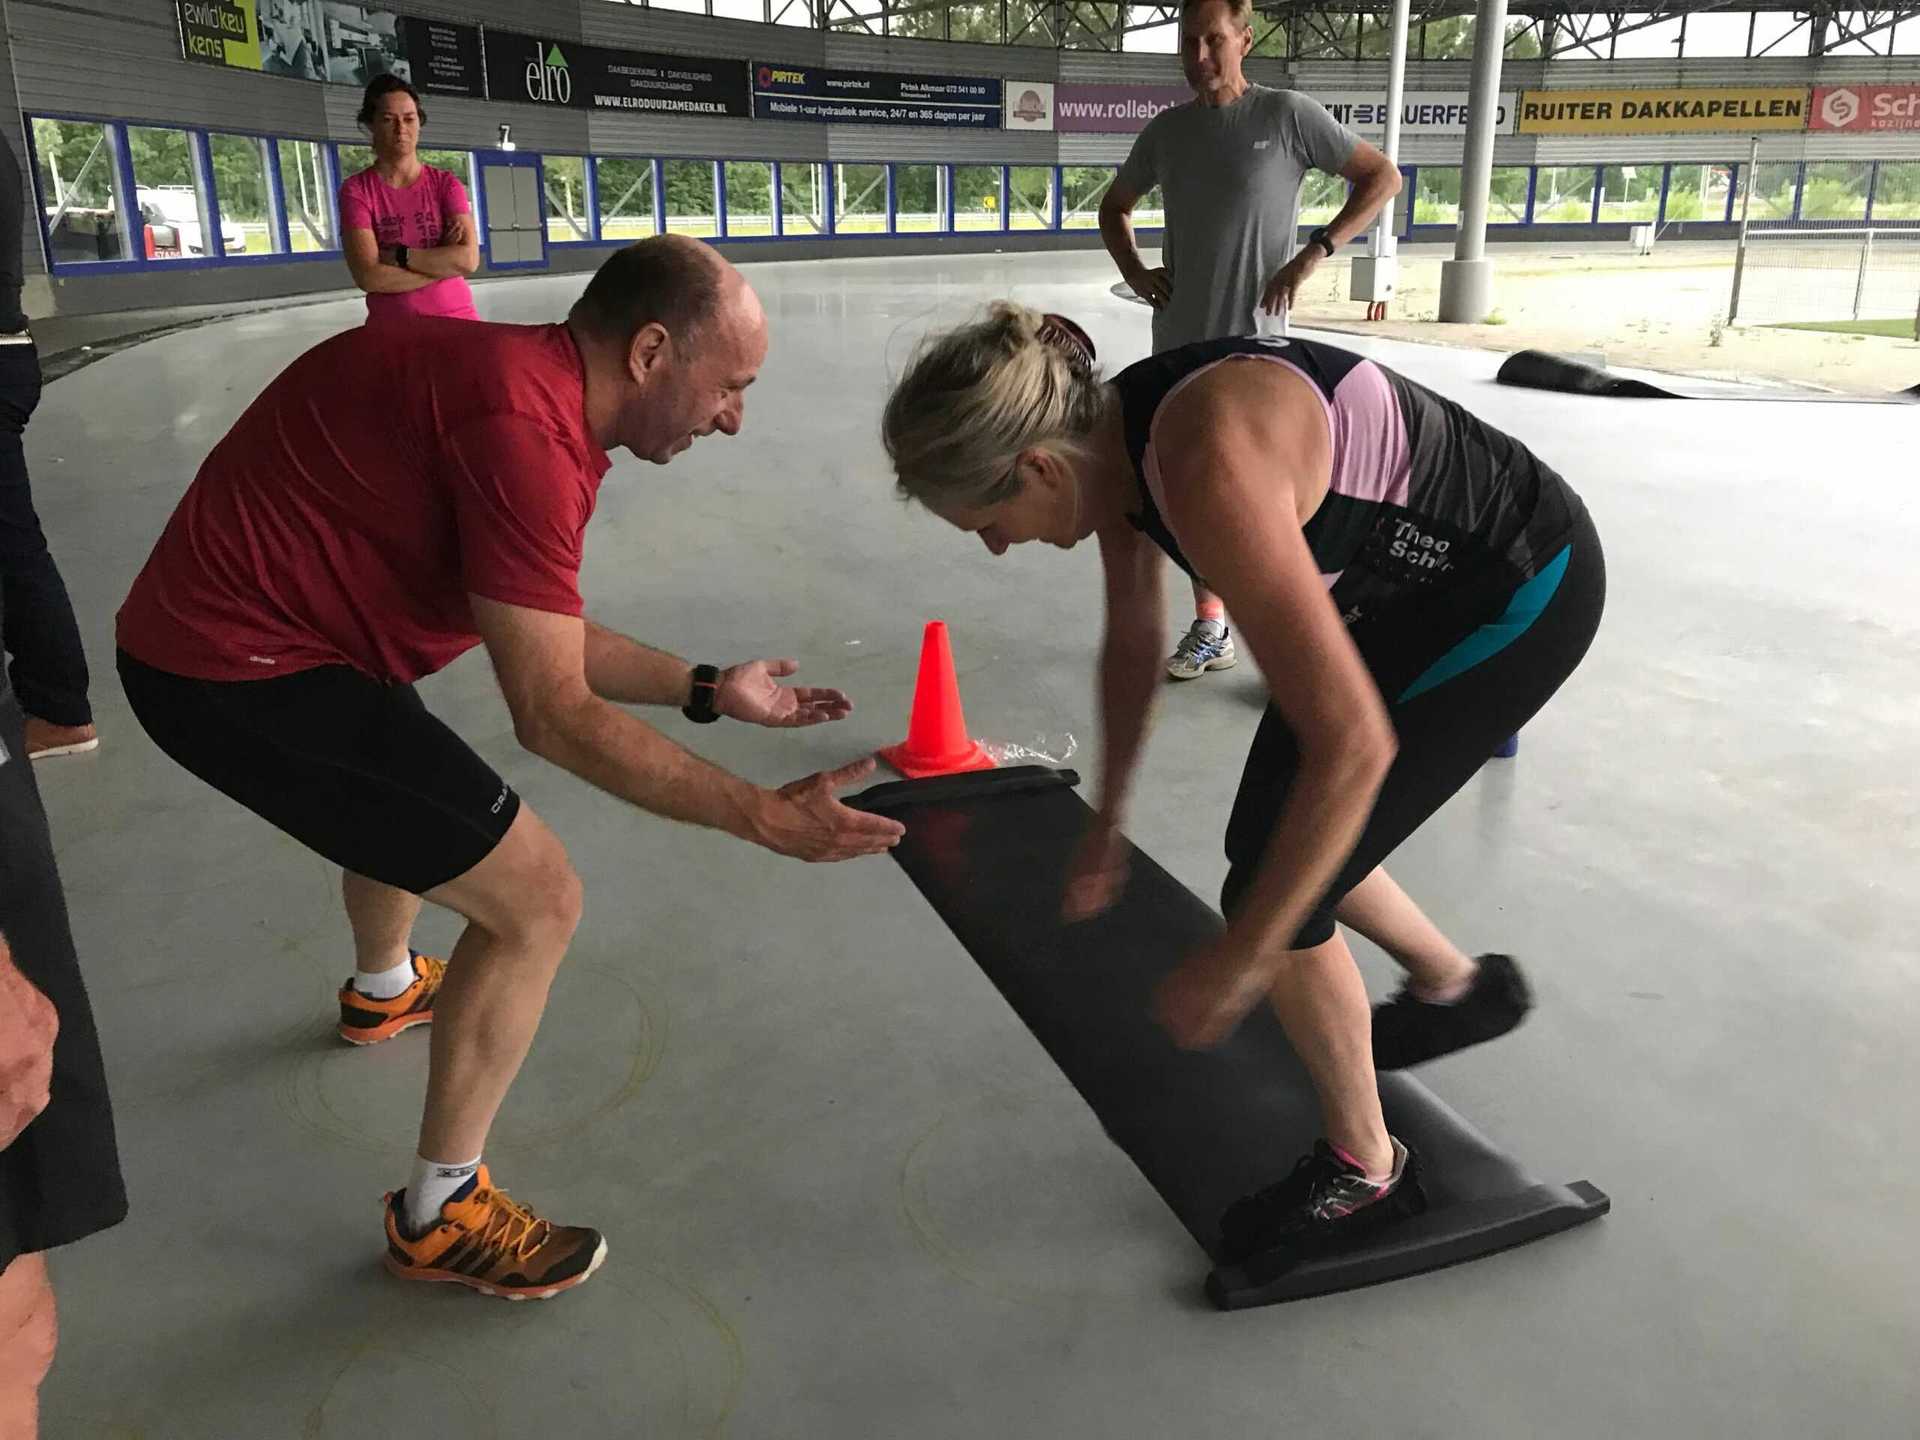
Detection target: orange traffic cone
<box><xmin>880</xmin><ymin>621</ymin><xmax>995</xmax><ymax>780</ymax></box>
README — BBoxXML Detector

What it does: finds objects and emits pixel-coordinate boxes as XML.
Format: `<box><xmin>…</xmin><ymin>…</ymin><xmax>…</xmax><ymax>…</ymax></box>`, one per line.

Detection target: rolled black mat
<box><xmin>855</xmin><ymin>765</ymin><xmax>1608</xmax><ymax>1309</ymax></box>
<box><xmin>1496</xmin><ymin>348</ymin><xmax>1920</xmax><ymax>404</ymax></box>
<box><xmin>1495</xmin><ymin>349</ymin><xmax>1679</xmax><ymax>399</ymax></box>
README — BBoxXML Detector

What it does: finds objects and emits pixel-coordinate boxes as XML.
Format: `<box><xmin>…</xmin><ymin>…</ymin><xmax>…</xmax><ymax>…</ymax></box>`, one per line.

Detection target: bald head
<box><xmin>570</xmin><ymin>235</ymin><xmax>768</xmax><ymax>464</ymax></box>
<box><xmin>569</xmin><ymin>233</ymin><xmax>749</xmax><ymax>349</ymax></box>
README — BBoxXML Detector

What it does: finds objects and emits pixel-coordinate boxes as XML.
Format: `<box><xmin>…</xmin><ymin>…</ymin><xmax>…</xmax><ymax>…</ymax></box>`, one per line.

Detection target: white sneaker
<box><xmin>1167</xmin><ymin>620</ymin><xmax>1237</xmax><ymax>680</ymax></box>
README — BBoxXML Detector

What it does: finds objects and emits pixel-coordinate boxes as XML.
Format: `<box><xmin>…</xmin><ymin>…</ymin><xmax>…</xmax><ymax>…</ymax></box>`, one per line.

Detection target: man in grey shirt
<box><xmin>1100</xmin><ymin>0</ymin><xmax>1401</xmax><ymax>678</ymax></box>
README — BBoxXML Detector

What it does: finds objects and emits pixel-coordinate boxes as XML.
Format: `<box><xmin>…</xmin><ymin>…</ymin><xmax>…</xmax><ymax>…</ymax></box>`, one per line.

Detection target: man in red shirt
<box><xmin>116</xmin><ymin>236</ymin><xmax>904</xmax><ymax>1301</ymax></box>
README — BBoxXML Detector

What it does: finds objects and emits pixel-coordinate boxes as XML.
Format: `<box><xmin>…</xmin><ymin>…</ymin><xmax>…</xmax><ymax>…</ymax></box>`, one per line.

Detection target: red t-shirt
<box><xmin>117</xmin><ymin>320</ymin><xmax>611</xmax><ymax>685</ymax></box>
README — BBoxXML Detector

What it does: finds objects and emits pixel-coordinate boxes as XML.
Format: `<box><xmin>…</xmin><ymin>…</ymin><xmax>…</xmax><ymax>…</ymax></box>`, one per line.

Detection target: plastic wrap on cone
<box><xmin>880</xmin><ymin>621</ymin><xmax>995</xmax><ymax>779</ymax></box>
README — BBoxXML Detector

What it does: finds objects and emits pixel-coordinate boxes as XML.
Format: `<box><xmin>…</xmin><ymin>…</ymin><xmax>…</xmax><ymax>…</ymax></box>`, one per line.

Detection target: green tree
<box><xmin>33</xmin><ymin>119</ymin><xmax>118</xmax><ymax>210</ymax></box>
<box><xmin>664</xmin><ymin>159</ymin><xmax>717</xmax><ymax>217</ymax></box>
<box><xmin>895</xmin><ymin>164</ymin><xmax>939</xmax><ymax>213</ymax></box>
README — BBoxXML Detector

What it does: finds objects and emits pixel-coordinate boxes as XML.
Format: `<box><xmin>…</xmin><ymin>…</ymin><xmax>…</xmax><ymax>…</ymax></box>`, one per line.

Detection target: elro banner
<box><xmin>485</xmin><ymin>31</ymin><xmax>751</xmax><ymax>118</ymax></box>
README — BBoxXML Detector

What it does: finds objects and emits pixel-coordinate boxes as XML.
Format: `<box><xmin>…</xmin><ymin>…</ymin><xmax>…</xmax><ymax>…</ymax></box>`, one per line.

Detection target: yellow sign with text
<box><xmin>1517</xmin><ymin>87</ymin><xmax>1809</xmax><ymax>134</ymax></box>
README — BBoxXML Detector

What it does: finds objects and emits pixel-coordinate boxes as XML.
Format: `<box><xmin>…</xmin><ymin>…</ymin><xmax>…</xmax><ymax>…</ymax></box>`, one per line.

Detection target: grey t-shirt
<box><xmin>1117</xmin><ymin>85</ymin><xmax>1359</xmax><ymax>353</ymax></box>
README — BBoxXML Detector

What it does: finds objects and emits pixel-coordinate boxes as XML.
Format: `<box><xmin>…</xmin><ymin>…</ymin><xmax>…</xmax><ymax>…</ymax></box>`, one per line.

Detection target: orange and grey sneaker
<box><xmin>382</xmin><ymin>1167</ymin><xmax>608</xmax><ymax>1301</ymax></box>
<box><xmin>337</xmin><ymin>952</ymin><xmax>446</xmax><ymax>1045</ymax></box>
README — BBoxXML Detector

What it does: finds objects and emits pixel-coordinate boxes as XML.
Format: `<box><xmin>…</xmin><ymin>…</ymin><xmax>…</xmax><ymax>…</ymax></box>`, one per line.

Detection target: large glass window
<box><xmin>126</xmin><ymin>126</ymin><xmax>208</xmax><ymax>261</ymax></box>
<box><xmin>277</xmin><ymin>139</ymin><xmax>336</xmax><ymax>251</ymax></box>
<box><xmin>1414</xmin><ymin>168</ymin><xmax>1460</xmax><ymax>226</ymax></box>
<box><xmin>893</xmin><ymin>164</ymin><xmax>941</xmax><ymax>233</ymax></box>
<box><xmin>1300</xmin><ymin>171</ymin><xmax>1347</xmax><ymax>225</ymax></box>
<box><xmin>780</xmin><ymin>162</ymin><xmax>828</xmax><ymax>235</ymax></box>
<box><xmin>834</xmin><ymin>164</ymin><xmax>886</xmax><ymax>233</ymax></box>
<box><xmin>32</xmin><ymin>118</ymin><xmax>129</xmax><ymax>264</ymax></box>
<box><xmin>1136</xmin><ymin>183</ymin><xmax>1165</xmax><ymax>228</ymax></box>
<box><xmin>337</xmin><ymin>143</ymin><xmax>375</xmax><ymax>179</ymax></box>
<box><xmin>421</xmin><ymin>149</ymin><xmax>471</xmax><ymax>189</ymax></box>
<box><xmin>1061</xmin><ymin>166</ymin><xmax>1113</xmax><ymax>231</ymax></box>
<box><xmin>1664</xmin><ymin>162</ymin><xmax>1734</xmax><ymax>222</ymax></box>
<box><xmin>663</xmin><ymin>160</ymin><xmax>718</xmax><ymax>237</ymax></box>
<box><xmin>723</xmin><ymin>161</ymin><xmax>772</xmax><ymax>237</ymax></box>
<box><xmin>544</xmin><ymin>155</ymin><xmax>592</xmax><ymax>243</ymax></box>
<box><xmin>1533</xmin><ymin>167</ymin><xmax>1597</xmax><ymax>223</ymax></box>
<box><xmin>1801</xmin><ymin>161</ymin><xmax>1870</xmax><ymax>222</ymax></box>
<box><xmin>1008</xmin><ymin>166</ymin><xmax>1053</xmax><ymax>230</ymax></box>
<box><xmin>597</xmin><ymin>157</ymin><xmax>656</xmax><ymax>241</ymax></box>
<box><xmin>1415</xmin><ymin>168</ymin><xmax>1528</xmax><ymax>226</ymax></box>
<box><xmin>1598</xmin><ymin>165</ymin><xmax>1661</xmax><ymax>222</ymax></box>
<box><xmin>1745</xmin><ymin>162</ymin><xmax>1799</xmax><ymax>223</ymax></box>
<box><xmin>1874</xmin><ymin>162</ymin><xmax>1920</xmax><ymax>221</ymax></box>
<box><xmin>954</xmin><ymin>165</ymin><xmax>1001</xmax><ymax>230</ymax></box>
<box><xmin>209</xmin><ymin>133</ymin><xmax>277</xmax><ymax>255</ymax></box>
<box><xmin>1491</xmin><ymin>167</ymin><xmax>1530</xmax><ymax>223</ymax></box>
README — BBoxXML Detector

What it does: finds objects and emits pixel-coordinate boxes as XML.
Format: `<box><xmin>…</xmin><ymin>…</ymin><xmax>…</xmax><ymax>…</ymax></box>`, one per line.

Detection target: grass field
<box><xmin>1288</xmin><ymin>241</ymin><xmax>1919</xmax><ymax>396</ymax></box>
<box><xmin>1770</xmin><ymin>317</ymin><xmax>1920</xmax><ymax>339</ymax></box>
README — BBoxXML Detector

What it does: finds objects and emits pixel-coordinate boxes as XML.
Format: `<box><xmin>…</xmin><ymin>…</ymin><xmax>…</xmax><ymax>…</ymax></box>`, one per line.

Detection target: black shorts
<box><xmin>1221</xmin><ymin>506</ymin><xmax>1606</xmax><ymax>948</ymax></box>
<box><xmin>0</xmin><ymin>687</ymin><xmax>127</xmax><ymax>1269</ymax></box>
<box><xmin>118</xmin><ymin>651</ymin><xmax>521</xmax><ymax>895</ymax></box>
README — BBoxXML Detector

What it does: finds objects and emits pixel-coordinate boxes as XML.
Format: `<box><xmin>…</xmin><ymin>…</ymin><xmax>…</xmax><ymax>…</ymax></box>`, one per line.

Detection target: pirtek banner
<box><xmin>1811</xmin><ymin>84</ymin><xmax>1920</xmax><ymax>132</ymax></box>
<box><xmin>1517</xmin><ymin>87</ymin><xmax>1810</xmax><ymax>134</ymax></box>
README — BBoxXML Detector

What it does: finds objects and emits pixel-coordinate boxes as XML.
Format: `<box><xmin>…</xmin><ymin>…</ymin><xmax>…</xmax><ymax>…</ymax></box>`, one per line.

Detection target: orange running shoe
<box><xmin>337</xmin><ymin>952</ymin><xmax>445</xmax><ymax>1045</ymax></box>
<box><xmin>382</xmin><ymin>1167</ymin><xmax>608</xmax><ymax>1301</ymax></box>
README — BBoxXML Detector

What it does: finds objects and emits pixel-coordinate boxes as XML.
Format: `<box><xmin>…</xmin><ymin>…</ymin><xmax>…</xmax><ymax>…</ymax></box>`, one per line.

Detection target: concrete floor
<box><xmin>24</xmin><ymin>251</ymin><xmax>1919</xmax><ymax>1438</ymax></box>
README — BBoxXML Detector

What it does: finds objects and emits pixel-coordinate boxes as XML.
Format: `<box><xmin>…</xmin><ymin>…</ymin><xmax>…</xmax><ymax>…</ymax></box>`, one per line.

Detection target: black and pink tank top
<box><xmin>1112</xmin><ymin>335</ymin><xmax>1585</xmax><ymax>635</ymax></box>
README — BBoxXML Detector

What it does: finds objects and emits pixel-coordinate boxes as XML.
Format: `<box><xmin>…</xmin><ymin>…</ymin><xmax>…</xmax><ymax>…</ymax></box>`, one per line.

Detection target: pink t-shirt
<box><xmin>338</xmin><ymin>164</ymin><xmax>479</xmax><ymax>324</ymax></box>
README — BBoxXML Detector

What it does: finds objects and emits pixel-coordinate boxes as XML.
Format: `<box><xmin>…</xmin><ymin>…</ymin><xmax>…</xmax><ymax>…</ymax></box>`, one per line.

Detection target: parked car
<box><xmin>137</xmin><ymin>186</ymin><xmax>247</xmax><ymax>256</ymax></box>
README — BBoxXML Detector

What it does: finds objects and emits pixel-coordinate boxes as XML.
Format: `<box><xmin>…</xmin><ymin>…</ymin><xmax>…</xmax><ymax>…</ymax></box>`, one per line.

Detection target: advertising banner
<box><xmin>1810</xmin><ymin>84</ymin><xmax>1920</xmax><ymax>132</ymax></box>
<box><xmin>1004</xmin><ymin>80</ymin><xmax>1054</xmax><ymax>132</ymax></box>
<box><xmin>1308</xmin><ymin>89</ymin><xmax>1517</xmax><ymax>136</ymax></box>
<box><xmin>1053</xmin><ymin>84</ymin><xmax>1190</xmax><ymax>134</ymax></box>
<box><xmin>399</xmin><ymin>16</ymin><xmax>483</xmax><ymax>99</ymax></box>
<box><xmin>753</xmin><ymin>62</ymin><xmax>1001</xmax><ymax>128</ymax></box>
<box><xmin>178</xmin><ymin>0</ymin><xmax>482</xmax><ymax>98</ymax></box>
<box><xmin>1517</xmin><ymin>87</ymin><xmax>1810</xmax><ymax>134</ymax></box>
<box><xmin>486</xmin><ymin>31</ymin><xmax>752</xmax><ymax>118</ymax></box>
<box><xmin>177</xmin><ymin>0</ymin><xmax>261</xmax><ymax>68</ymax></box>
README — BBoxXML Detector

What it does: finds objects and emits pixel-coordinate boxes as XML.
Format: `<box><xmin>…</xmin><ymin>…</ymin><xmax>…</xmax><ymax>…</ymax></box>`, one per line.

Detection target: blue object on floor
<box><xmin>1494</xmin><ymin>733</ymin><xmax>1520</xmax><ymax>759</ymax></box>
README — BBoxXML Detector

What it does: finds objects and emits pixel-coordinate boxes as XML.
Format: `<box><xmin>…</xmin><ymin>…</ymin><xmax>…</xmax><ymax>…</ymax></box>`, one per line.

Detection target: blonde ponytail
<box><xmin>883</xmin><ymin>303</ymin><xmax>1108</xmax><ymax>514</ymax></box>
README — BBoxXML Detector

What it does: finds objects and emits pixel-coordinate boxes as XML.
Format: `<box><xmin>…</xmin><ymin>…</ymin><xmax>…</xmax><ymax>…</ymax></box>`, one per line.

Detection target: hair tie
<box><xmin>1038</xmin><ymin>313</ymin><xmax>1096</xmax><ymax>376</ymax></box>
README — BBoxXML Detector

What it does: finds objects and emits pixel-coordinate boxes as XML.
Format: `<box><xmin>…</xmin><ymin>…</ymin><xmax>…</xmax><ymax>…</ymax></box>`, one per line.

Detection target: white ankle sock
<box><xmin>1194</xmin><ymin>618</ymin><xmax>1227</xmax><ymax>641</ymax></box>
<box><xmin>404</xmin><ymin>1154</ymin><xmax>482</xmax><ymax>1236</ymax></box>
<box><xmin>354</xmin><ymin>954</ymin><xmax>418</xmax><ymax>1000</ymax></box>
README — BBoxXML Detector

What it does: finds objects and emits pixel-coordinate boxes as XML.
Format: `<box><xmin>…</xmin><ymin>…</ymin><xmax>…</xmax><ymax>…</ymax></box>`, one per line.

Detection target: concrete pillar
<box><xmin>1376</xmin><ymin>0</ymin><xmax>1411</xmax><ymax>236</ymax></box>
<box><xmin>1438</xmin><ymin>0</ymin><xmax>1512</xmax><ymax>322</ymax></box>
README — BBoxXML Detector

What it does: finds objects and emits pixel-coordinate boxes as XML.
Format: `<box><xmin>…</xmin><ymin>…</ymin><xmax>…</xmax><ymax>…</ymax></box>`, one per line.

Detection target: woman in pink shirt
<box><xmin>339</xmin><ymin>76</ymin><xmax>480</xmax><ymax>324</ymax></box>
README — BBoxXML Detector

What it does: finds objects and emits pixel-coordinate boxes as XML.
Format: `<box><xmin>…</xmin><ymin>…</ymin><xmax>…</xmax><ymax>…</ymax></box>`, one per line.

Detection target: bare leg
<box><xmin>1191</xmin><ymin>578</ymin><xmax>1226</xmax><ymax>624</ymax></box>
<box><xmin>1333</xmin><ymin>866</ymin><xmax>1475</xmax><ymax>998</ymax></box>
<box><xmin>342</xmin><ymin>870</ymin><xmax>421</xmax><ymax>977</ymax></box>
<box><xmin>1265</xmin><ymin>931</ymin><xmax>1393</xmax><ymax>1175</ymax></box>
<box><xmin>416</xmin><ymin>805</ymin><xmax>582</xmax><ymax>1162</ymax></box>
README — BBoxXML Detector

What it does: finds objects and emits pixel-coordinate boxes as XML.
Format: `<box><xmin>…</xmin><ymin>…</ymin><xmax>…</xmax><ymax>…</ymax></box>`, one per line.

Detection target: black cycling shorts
<box><xmin>118</xmin><ymin>651</ymin><xmax>520</xmax><ymax>896</ymax></box>
<box><xmin>1220</xmin><ymin>505</ymin><xmax>1606</xmax><ymax>948</ymax></box>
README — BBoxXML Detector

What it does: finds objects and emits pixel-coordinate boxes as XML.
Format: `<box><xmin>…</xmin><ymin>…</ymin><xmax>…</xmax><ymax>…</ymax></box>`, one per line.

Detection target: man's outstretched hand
<box><xmin>719</xmin><ymin>658</ymin><xmax>855</xmax><ymax>728</ymax></box>
<box><xmin>751</xmin><ymin>757</ymin><xmax>905</xmax><ymax>862</ymax></box>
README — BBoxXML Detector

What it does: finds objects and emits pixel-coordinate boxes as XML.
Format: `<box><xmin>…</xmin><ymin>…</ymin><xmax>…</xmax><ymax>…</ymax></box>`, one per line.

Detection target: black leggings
<box><xmin>1220</xmin><ymin>508</ymin><xmax>1606</xmax><ymax>947</ymax></box>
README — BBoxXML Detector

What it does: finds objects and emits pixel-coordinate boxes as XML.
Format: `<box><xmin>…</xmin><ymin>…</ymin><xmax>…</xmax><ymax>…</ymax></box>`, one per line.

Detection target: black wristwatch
<box><xmin>393</xmin><ymin>243</ymin><xmax>411</xmax><ymax>271</ymax></box>
<box><xmin>682</xmin><ymin>664</ymin><xmax>722</xmax><ymax>724</ymax></box>
<box><xmin>1308</xmin><ymin>228</ymin><xmax>1336</xmax><ymax>258</ymax></box>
